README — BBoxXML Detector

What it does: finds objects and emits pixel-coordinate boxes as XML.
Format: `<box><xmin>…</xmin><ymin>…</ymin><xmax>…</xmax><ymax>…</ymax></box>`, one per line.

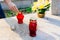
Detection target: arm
<box><xmin>4</xmin><ymin>0</ymin><xmax>19</xmax><ymax>13</ymax></box>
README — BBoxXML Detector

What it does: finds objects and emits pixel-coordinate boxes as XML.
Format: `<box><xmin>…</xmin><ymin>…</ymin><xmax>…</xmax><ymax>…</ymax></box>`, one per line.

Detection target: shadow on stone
<box><xmin>44</xmin><ymin>17</ymin><xmax>60</xmax><ymax>27</ymax></box>
<box><xmin>4</xmin><ymin>17</ymin><xmax>56</xmax><ymax>40</ymax></box>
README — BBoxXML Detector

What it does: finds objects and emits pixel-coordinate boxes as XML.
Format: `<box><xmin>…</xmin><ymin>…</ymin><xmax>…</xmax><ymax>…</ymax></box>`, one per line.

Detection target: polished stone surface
<box><xmin>0</xmin><ymin>12</ymin><xmax>60</xmax><ymax>40</ymax></box>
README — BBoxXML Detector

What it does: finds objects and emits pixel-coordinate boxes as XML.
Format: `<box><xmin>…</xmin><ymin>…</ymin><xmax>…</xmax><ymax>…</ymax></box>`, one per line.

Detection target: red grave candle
<box><xmin>16</xmin><ymin>12</ymin><xmax>24</xmax><ymax>24</ymax></box>
<box><xmin>29</xmin><ymin>19</ymin><xmax>37</xmax><ymax>37</ymax></box>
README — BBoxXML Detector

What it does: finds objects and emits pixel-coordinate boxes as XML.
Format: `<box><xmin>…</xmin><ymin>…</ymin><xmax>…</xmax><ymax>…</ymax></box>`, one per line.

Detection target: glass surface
<box><xmin>29</xmin><ymin>19</ymin><xmax>37</xmax><ymax>37</ymax></box>
<box><xmin>16</xmin><ymin>12</ymin><xmax>24</xmax><ymax>24</ymax></box>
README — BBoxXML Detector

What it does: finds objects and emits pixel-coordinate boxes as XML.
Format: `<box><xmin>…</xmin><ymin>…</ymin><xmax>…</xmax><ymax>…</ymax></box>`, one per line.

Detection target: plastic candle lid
<box><xmin>30</xmin><ymin>17</ymin><xmax>37</xmax><ymax>20</ymax></box>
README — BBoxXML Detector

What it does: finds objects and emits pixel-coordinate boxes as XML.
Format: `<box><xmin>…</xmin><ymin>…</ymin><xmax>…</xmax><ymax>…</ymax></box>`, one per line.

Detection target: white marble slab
<box><xmin>0</xmin><ymin>12</ymin><xmax>60</xmax><ymax>40</ymax></box>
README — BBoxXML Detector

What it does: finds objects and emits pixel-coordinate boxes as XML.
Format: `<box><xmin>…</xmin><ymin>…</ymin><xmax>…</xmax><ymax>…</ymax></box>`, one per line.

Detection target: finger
<box><xmin>9</xmin><ymin>6</ymin><xmax>14</xmax><ymax>11</ymax></box>
<box><xmin>13</xmin><ymin>6</ymin><xmax>19</xmax><ymax>12</ymax></box>
<box><xmin>11</xmin><ymin>6</ymin><xmax>19</xmax><ymax>15</ymax></box>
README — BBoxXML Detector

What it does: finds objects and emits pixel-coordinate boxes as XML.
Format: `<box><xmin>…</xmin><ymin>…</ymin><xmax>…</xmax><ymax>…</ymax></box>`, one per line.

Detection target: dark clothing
<box><xmin>0</xmin><ymin>4</ymin><xmax>5</xmax><ymax>19</ymax></box>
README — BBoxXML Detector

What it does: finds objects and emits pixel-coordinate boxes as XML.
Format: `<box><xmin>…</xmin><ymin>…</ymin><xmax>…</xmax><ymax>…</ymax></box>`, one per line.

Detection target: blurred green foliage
<box><xmin>4</xmin><ymin>7</ymin><xmax>32</xmax><ymax>17</ymax></box>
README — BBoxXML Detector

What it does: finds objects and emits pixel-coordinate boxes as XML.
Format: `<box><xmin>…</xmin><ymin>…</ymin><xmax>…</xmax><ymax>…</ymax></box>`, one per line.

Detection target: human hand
<box><xmin>8</xmin><ymin>2</ymin><xmax>19</xmax><ymax>13</ymax></box>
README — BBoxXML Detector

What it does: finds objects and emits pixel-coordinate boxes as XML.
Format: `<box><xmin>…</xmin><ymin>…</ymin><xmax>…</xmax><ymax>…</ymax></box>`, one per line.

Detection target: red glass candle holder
<box><xmin>16</xmin><ymin>12</ymin><xmax>24</xmax><ymax>24</ymax></box>
<box><xmin>29</xmin><ymin>19</ymin><xmax>37</xmax><ymax>37</ymax></box>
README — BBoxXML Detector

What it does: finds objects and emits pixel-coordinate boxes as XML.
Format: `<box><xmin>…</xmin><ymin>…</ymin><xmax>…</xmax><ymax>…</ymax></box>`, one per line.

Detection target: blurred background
<box><xmin>1</xmin><ymin>0</ymin><xmax>50</xmax><ymax>17</ymax></box>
